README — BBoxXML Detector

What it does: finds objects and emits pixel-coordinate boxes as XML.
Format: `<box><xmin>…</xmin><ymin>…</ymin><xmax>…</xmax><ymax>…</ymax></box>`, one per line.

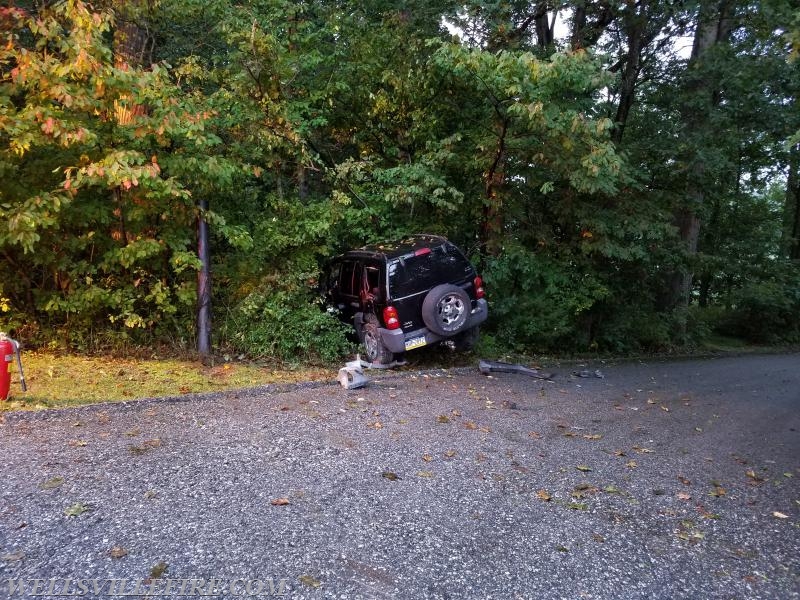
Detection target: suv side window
<box><xmin>339</xmin><ymin>260</ymin><xmax>358</xmax><ymax>297</ymax></box>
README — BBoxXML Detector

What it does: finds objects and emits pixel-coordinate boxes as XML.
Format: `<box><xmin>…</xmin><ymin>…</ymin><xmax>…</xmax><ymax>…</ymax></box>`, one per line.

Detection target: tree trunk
<box><xmin>197</xmin><ymin>198</ymin><xmax>211</xmax><ymax>359</ymax></box>
<box><xmin>534</xmin><ymin>2</ymin><xmax>555</xmax><ymax>49</ymax></box>
<box><xmin>479</xmin><ymin>118</ymin><xmax>509</xmax><ymax>257</ymax></box>
<box><xmin>664</xmin><ymin>0</ymin><xmax>734</xmax><ymax>311</ymax></box>
<box><xmin>611</xmin><ymin>6</ymin><xmax>647</xmax><ymax>145</ymax></box>
<box><xmin>570</xmin><ymin>1</ymin><xmax>616</xmax><ymax>50</ymax></box>
<box><xmin>782</xmin><ymin>144</ymin><xmax>800</xmax><ymax>260</ymax></box>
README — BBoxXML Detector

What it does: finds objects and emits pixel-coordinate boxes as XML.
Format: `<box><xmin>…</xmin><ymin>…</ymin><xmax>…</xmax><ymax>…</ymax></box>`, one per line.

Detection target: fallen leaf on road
<box><xmin>583</xmin><ymin>434</ymin><xmax>603</xmax><ymax>440</ymax></box>
<box><xmin>40</xmin><ymin>477</ymin><xmax>65</xmax><ymax>490</ymax></box>
<box><xmin>150</xmin><ymin>562</ymin><xmax>168</xmax><ymax>579</ymax></box>
<box><xmin>576</xmin><ymin>465</ymin><xmax>592</xmax><ymax>472</ymax></box>
<box><xmin>709</xmin><ymin>486</ymin><xmax>727</xmax><ymax>498</ymax></box>
<box><xmin>417</xmin><ymin>471</ymin><xmax>434</xmax><ymax>478</ymax></box>
<box><xmin>536</xmin><ymin>490</ymin><xmax>552</xmax><ymax>502</ymax></box>
<box><xmin>626</xmin><ymin>460</ymin><xmax>638</xmax><ymax>469</ymax></box>
<box><xmin>270</xmin><ymin>498</ymin><xmax>290</xmax><ymax>506</ymax></box>
<box><xmin>444</xmin><ymin>450</ymin><xmax>456</xmax><ymax>458</ymax></box>
<box><xmin>633</xmin><ymin>446</ymin><xmax>654</xmax><ymax>454</ymax></box>
<box><xmin>572</xmin><ymin>484</ymin><xmax>600</xmax><ymax>498</ymax></box>
<box><xmin>381</xmin><ymin>471</ymin><xmax>400</xmax><ymax>481</ymax></box>
<box><xmin>422</xmin><ymin>454</ymin><xmax>433</xmax><ymax>462</ymax></box>
<box><xmin>678</xmin><ymin>475</ymin><xmax>692</xmax><ymax>486</ymax></box>
<box><xmin>677</xmin><ymin>492</ymin><xmax>692</xmax><ymax>501</ymax></box>
<box><xmin>603</xmin><ymin>485</ymin><xmax>621</xmax><ymax>494</ymax></box>
<box><xmin>772</xmin><ymin>511</ymin><xmax>789</xmax><ymax>519</ymax></box>
<box><xmin>68</xmin><ymin>440</ymin><xmax>88</xmax><ymax>448</ymax></box>
<box><xmin>436</xmin><ymin>415</ymin><xmax>451</xmax><ymax>424</ymax></box>
<box><xmin>369</xmin><ymin>421</ymin><xmax>383</xmax><ymax>430</ymax></box>
<box><xmin>746</xmin><ymin>470</ymin><xmax>765</xmax><ymax>483</ymax></box>
<box><xmin>299</xmin><ymin>575</ymin><xmax>321</xmax><ymax>589</ymax></box>
<box><xmin>1</xmin><ymin>551</ymin><xmax>25</xmax><ymax>562</ymax></box>
<box><xmin>528</xmin><ymin>431</ymin><xmax>542</xmax><ymax>439</ymax></box>
<box><xmin>109</xmin><ymin>547</ymin><xmax>128</xmax><ymax>559</ymax></box>
<box><xmin>464</xmin><ymin>421</ymin><xmax>477</xmax><ymax>430</ymax></box>
<box><xmin>64</xmin><ymin>502</ymin><xmax>90</xmax><ymax>517</ymax></box>
<box><xmin>660</xmin><ymin>406</ymin><xmax>670</xmax><ymax>412</ymax></box>
<box><xmin>592</xmin><ymin>533</ymin><xmax>605</xmax><ymax>543</ymax></box>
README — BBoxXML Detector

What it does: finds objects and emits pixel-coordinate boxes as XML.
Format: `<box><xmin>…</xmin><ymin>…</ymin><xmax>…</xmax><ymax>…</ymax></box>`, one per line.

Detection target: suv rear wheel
<box><xmin>422</xmin><ymin>284</ymin><xmax>471</xmax><ymax>336</ymax></box>
<box><xmin>362</xmin><ymin>313</ymin><xmax>394</xmax><ymax>365</ymax></box>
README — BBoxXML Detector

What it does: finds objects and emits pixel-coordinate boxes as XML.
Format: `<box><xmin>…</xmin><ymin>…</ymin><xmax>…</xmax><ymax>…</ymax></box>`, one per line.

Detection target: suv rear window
<box><xmin>388</xmin><ymin>243</ymin><xmax>473</xmax><ymax>299</ymax></box>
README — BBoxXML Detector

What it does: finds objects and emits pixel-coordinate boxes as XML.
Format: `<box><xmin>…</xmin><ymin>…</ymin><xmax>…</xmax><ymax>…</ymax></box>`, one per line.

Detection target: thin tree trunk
<box><xmin>480</xmin><ymin>118</ymin><xmax>509</xmax><ymax>257</ymax></box>
<box><xmin>197</xmin><ymin>198</ymin><xmax>211</xmax><ymax>359</ymax></box>
<box><xmin>611</xmin><ymin>8</ymin><xmax>646</xmax><ymax>145</ymax></box>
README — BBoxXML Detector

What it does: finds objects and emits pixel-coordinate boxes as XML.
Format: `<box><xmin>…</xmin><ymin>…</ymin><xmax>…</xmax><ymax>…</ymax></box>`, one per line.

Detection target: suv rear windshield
<box><xmin>388</xmin><ymin>243</ymin><xmax>473</xmax><ymax>299</ymax></box>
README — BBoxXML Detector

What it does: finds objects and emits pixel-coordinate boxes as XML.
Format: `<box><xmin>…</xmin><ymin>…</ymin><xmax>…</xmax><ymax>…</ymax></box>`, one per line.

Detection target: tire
<box><xmin>422</xmin><ymin>284</ymin><xmax>470</xmax><ymax>336</ymax></box>
<box><xmin>452</xmin><ymin>326</ymin><xmax>480</xmax><ymax>352</ymax></box>
<box><xmin>362</xmin><ymin>313</ymin><xmax>394</xmax><ymax>365</ymax></box>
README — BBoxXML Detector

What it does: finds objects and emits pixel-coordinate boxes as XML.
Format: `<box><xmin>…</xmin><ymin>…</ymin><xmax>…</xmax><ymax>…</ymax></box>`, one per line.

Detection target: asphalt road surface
<box><xmin>1</xmin><ymin>353</ymin><xmax>798</xmax><ymax>599</ymax></box>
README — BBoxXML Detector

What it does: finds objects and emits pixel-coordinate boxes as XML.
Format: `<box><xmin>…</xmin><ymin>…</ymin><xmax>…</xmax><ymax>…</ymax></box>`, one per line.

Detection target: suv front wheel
<box><xmin>362</xmin><ymin>313</ymin><xmax>394</xmax><ymax>365</ymax></box>
<box><xmin>422</xmin><ymin>284</ymin><xmax>471</xmax><ymax>336</ymax></box>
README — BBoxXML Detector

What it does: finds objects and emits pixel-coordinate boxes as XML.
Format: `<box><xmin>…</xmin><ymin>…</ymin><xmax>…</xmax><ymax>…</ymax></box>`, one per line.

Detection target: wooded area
<box><xmin>1</xmin><ymin>0</ymin><xmax>798</xmax><ymax>359</ymax></box>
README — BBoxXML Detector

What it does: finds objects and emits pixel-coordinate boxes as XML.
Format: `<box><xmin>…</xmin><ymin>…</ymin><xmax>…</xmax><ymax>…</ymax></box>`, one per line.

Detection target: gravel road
<box><xmin>1</xmin><ymin>353</ymin><xmax>798</xmax><ymax>599</ymax></box>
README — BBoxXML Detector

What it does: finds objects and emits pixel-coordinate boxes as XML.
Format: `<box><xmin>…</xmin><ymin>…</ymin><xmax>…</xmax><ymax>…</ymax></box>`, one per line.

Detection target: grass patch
<box><xmin>0</xmin><ymin>352</ymin><xmax>330</xmax><ymax>411</ymax></box>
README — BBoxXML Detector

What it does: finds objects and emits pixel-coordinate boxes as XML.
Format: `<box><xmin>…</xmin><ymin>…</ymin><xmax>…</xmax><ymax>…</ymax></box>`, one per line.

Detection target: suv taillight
<box><xmin>383</xmin><ymin>306</ymin><xmax>401</xmax><ymax>330</ymax></box>
<box><xmin>474</xmin><ymin>276</ymin><xmax>485</xmax><ymax>299</ymax></box>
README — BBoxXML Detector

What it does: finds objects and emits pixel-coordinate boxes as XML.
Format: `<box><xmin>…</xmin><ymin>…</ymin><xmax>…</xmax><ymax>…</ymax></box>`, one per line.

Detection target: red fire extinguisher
<box><xmin>1</xmin><ymin>332</ymin><xmax>27</xmax><ymax>401</ymax></box>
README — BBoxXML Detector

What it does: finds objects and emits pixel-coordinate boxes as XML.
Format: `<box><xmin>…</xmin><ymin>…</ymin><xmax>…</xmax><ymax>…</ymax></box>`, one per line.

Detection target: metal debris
<box><xmin>572</xmin><ymin>369</ymin><xmax>605</xmax><ymax>379</ymax></box>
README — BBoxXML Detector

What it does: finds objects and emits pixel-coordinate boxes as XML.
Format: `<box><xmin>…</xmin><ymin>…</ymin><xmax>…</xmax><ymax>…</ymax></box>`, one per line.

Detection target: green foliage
<box><xmin>221</xmin><ymin>284</ymin><xmax>353</xmax><ymax>363</ymax></box>
<box><xmin>1</xmin><ymin>0</ymin><xmax>796</xmax><ymax>360</ymax></box>
<box><xmin>483</xmin><ymin>245</ymin><xmax>611</xmax><ymax>351</ymax></box>
<box><xmin>723</xmin><ymin>271</ymin><xmax>800</xmax><ymax>344</ymax></box>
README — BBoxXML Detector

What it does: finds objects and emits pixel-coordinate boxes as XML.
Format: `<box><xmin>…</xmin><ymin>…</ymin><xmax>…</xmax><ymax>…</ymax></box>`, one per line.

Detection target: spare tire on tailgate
<box><xmin>421</xmin><ymin>284</ymin><xmax>470</xmax><ymax>336</ymax></box>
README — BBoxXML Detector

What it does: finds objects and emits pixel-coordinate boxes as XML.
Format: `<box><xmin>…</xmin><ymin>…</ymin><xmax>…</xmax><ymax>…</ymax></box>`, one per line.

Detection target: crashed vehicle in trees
<box><xmin>323</xmin><ymin>235</ymin><xmax>488</xmax><ymax>364</ymax></box>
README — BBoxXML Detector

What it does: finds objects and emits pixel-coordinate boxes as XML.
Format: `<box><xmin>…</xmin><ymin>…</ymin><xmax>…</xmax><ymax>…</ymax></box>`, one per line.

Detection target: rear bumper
<box><xmin>379</xmin><ymin>298</ymin><xmax>488</xmax><ymax>354</ymax></box>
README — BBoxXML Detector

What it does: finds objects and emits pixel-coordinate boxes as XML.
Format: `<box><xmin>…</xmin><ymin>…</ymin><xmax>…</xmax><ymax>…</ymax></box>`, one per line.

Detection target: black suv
<box><xmin>323</xmin><ymin>234</ymin><xmax>488</xmax><ymax>364</ymax></box>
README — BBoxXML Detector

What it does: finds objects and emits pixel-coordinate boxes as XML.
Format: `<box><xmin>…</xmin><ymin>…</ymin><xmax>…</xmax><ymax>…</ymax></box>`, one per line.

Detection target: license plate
<box><xmin>404</xmin><ymin>336</ymin><xmax>427</xmax><ymax>350</ymax></box>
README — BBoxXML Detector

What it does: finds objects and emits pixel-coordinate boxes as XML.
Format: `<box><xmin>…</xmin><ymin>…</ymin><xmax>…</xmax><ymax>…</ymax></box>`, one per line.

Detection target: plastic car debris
<box><xmin>478</xmin><ymin>360</ymin><xmax>553</xmax><ymax>380</ymax></box>
<box><xmin>337</xmin><ymin>366</ymin><xmax>369</xmax><ymax>390</ymax></box>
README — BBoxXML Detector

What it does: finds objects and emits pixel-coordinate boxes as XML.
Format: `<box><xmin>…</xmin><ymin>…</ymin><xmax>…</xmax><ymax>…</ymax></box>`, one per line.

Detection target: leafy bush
<box><xmin>724</xmin><ymin>278</ymin><xmax>800</xmax><ymax>344</ymax></box>
<box><xmin>220</xmin><ymin>287</ymin><xmax>352</xmax><ymax>363</ymax></box>
<box><xmin>483</xmin><ymin>246</ymin><xmax>611</xmax><ymax>352</ymax></box>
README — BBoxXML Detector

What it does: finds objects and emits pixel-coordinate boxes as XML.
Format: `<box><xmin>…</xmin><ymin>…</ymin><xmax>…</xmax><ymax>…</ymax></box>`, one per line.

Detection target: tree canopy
<box><xmin>1</xmin><ymin>0</ymin><xmax>798</xmax><ymax>357</ymax></box>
